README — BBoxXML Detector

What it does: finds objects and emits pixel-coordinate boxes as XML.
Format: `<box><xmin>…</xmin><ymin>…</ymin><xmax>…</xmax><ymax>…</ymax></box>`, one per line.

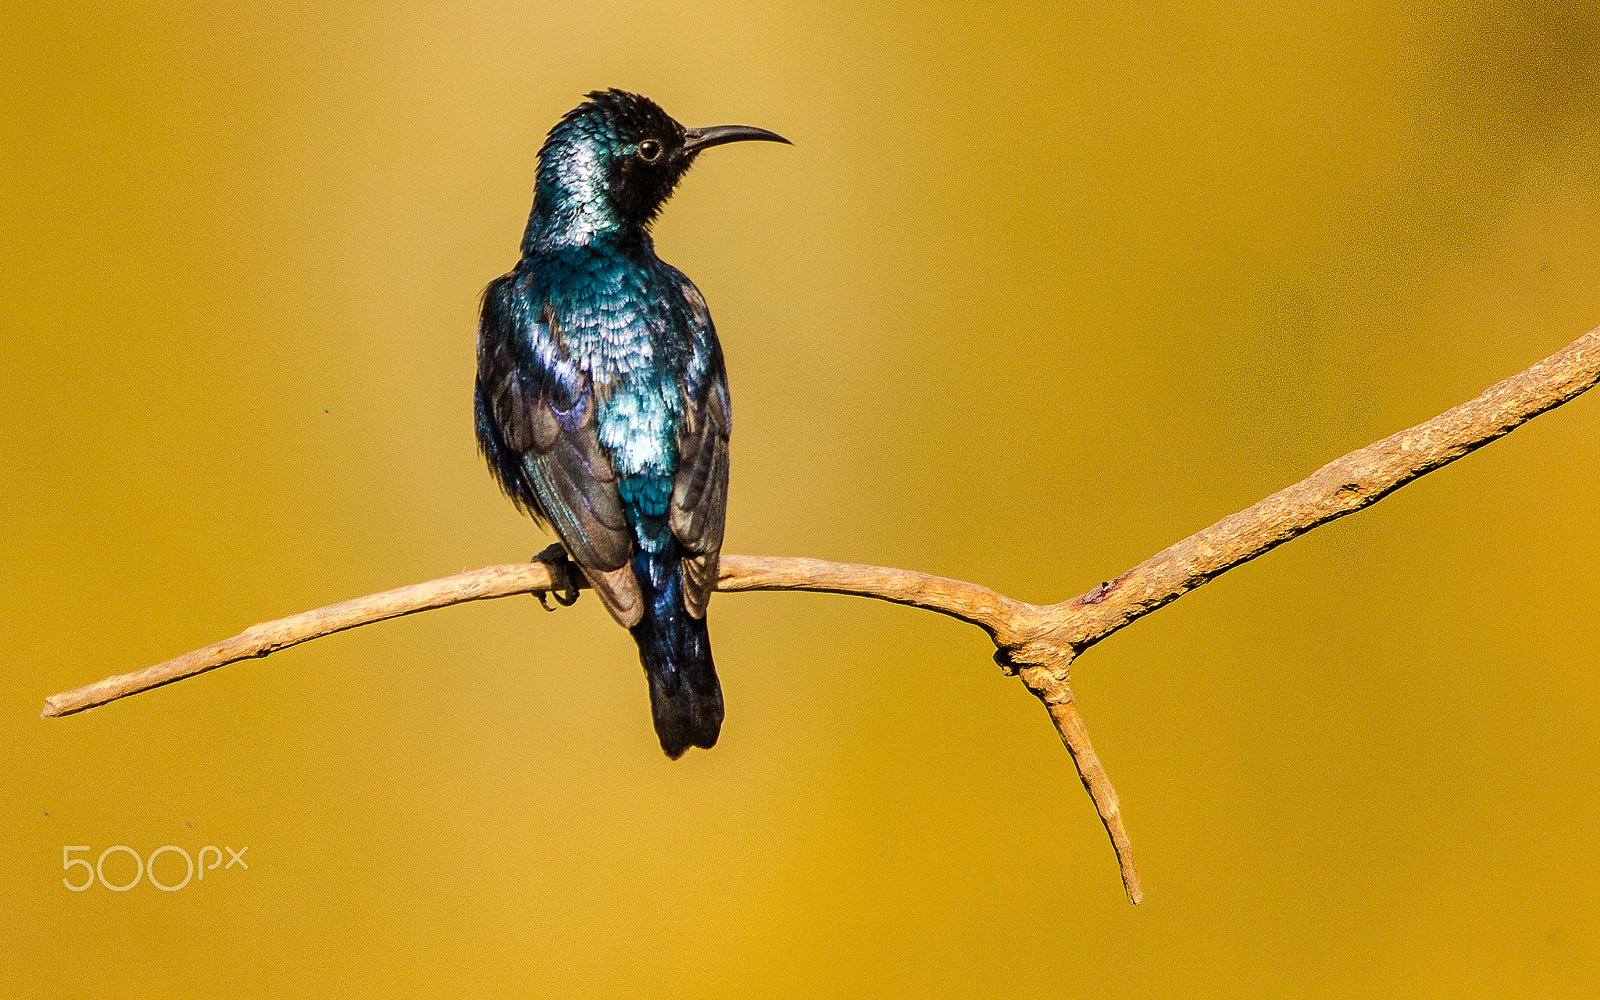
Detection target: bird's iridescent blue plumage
<box><xmin>475</xmin><ymin>90</ymin><xmax>784</xmax><ymax>757</ymax></box>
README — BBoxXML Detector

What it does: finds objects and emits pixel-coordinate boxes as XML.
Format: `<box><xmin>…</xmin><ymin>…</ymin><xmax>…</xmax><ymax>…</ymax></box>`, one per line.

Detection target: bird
<box><xmin>474</xmin><ymin>90</ymin><xmax>788</xmax><ymax>758</ymax></box>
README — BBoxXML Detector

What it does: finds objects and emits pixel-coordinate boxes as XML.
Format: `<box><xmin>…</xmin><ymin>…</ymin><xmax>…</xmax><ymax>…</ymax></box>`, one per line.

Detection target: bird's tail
<box><xmin>629</xmin><ymin>550</ymin><xmax>723</xmax><ymax>759</ymax></box>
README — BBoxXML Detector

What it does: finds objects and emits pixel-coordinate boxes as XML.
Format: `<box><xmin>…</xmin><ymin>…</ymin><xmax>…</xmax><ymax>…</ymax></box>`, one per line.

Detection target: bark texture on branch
<box><xmin>41</xmin><ymin>323</ymin><xmax>1600</xmax><ymax>905</ymax></box>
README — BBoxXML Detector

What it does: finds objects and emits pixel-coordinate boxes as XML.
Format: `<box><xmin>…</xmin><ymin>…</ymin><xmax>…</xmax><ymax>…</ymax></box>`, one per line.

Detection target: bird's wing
<box><xmin>476</xmin><ymin>272</ymin><xmax>644</xmax><ymax>626</ymax></box>
<box><xmin>668</xmin><ymin>276</ymin><xmax>732</xmax><ymax>620</ymax></box>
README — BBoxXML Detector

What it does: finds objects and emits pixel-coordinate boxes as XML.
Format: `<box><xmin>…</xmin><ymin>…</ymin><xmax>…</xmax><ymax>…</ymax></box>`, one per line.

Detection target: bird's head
<box><xmin>526</xmin><ymin>89</ymin><xmax>789</xmax><ymax>249</ymax></box>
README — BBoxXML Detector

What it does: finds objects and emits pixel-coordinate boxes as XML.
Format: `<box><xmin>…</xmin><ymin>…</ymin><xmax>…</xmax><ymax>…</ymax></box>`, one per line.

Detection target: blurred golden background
<box><xmin>4</xmin><ymin>2</ymin><xmax>1599</xmax><ymax>995</ymax></box>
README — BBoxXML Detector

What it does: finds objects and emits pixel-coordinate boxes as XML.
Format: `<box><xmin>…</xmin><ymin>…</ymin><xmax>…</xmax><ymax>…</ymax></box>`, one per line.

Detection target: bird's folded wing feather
<box><xmin>476</xmin><ymin>273</ymin><xmax>644</xmax><ymax>626</ymax></box>
<box><xmin>668</xmin><ymin>276</ymin><xmax>731</xmax><ymax>620</ymax></box>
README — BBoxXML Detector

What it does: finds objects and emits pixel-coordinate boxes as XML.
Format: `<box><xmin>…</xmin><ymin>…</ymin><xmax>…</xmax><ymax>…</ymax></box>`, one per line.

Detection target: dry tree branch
<box><xmin>42</xmin><ymin>323</ymin><xmax>1600</xmax><ymax>905</ymax></box>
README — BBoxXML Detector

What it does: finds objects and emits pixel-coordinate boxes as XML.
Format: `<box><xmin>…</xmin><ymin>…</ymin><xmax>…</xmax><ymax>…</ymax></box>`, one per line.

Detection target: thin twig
<box><xmin>39</xmin><ymin>563</ymin><xmax>560</xmax><ymax>720</ymax></box>
<box><xmin>40</xmin><ymin>323</ymin><xmax>1600</xmax><ymax>904</ymax></box>
<box><xmin>1037</xmin><ymin>324</ymin><xmax>1600</xmax><ymax>652</ymax></box>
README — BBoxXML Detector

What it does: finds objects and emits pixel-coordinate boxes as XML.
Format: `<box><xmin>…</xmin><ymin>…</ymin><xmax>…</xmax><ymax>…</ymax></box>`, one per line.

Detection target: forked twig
<box><xmin>42</xmin><ymin>323</ymin><xmax>1600</xmax><ymax>904</ymax></box>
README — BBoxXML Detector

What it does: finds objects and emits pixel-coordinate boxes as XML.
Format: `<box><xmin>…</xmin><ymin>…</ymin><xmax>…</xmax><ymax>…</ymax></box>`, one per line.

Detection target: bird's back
<box><xmin>477</xmin><ymin>240</ymin><xmax>732</xmax><ymax>756</ymax></box>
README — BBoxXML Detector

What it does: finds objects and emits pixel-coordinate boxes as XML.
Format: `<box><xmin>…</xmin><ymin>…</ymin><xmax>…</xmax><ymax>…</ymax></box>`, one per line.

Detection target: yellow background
<box><xmin>5</xmin><ymin>2</ymin><xmax>1599</xmax><ymax>996</ymax></box>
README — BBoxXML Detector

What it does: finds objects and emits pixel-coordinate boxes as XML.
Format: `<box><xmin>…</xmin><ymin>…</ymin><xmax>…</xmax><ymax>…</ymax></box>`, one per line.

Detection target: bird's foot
<box><xmin>531</xmin><ymin>543</ymin><xmax>581</xmax><ymax>611</ymax></box>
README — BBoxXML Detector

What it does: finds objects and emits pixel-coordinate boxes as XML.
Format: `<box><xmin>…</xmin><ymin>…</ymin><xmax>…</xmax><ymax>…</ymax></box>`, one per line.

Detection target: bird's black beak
<box><xmin>680</xmin><ymin>124</ymin><xmax>791</xmax><ymax>154</ymax></box>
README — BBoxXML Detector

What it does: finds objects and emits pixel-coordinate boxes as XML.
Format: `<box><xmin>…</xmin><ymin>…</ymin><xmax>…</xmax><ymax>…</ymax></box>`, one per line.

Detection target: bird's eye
<box><xmin>637</xmin><ymin>139</ymin><xmax>663</xmax><ymax>162</ymax></box>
